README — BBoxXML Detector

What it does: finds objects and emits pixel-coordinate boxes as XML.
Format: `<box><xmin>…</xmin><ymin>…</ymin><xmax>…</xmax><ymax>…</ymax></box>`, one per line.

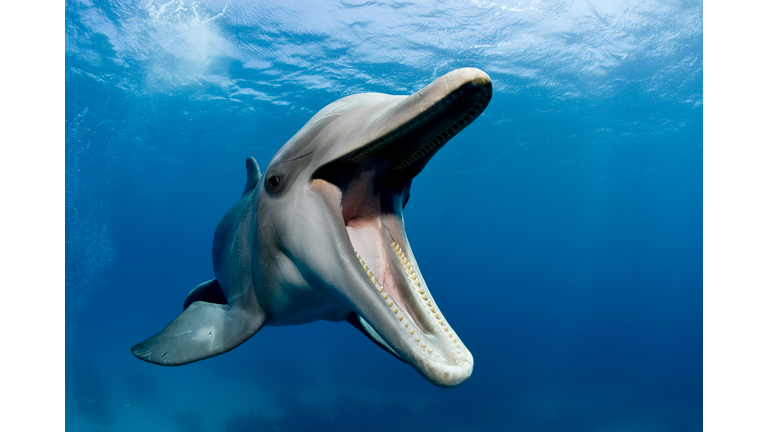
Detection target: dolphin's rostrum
<box><xmin>131</xmin><ymin>68</ymin><xmax>492</xmax><ymax>388</ymax></box>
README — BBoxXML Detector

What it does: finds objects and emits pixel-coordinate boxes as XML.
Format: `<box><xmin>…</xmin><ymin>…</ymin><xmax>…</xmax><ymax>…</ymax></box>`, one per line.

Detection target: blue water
<box><xmin>65</xmin><ymin>1</ymin><xmax>702</xmax><ymax>431</ymax></box>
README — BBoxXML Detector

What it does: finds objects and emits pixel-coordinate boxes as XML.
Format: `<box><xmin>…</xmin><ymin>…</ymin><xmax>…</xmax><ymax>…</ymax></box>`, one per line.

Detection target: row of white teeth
<box><xmin>393</xmin><ymin>98</ymin><xmax>484</xmax><ymax>171</ymax></box>
<box><xmin>393</xmin><ymin>136</ymin><xmax>443</xmax><ymax>171</ymax></box>
<box><xmin>349</xmin><ymin>91</ymin><xmax>461</xmax><ymax>165</ymax></box>
<box><xmin>352</xmin><ymin>243</ymin><xmax>464</xmax><ymax>361</ymax></box>
<box><xmin>391</xmin><ymin>242</ymin><xmax>463</xmax><ymax>356</ymax></box>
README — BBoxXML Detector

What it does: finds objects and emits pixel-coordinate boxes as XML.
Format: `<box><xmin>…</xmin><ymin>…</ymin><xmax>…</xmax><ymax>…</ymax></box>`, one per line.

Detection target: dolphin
<box><xmin>131</xmin><ymin>68</ymin><xmax>492</xmax><ymax>388</ymax></box>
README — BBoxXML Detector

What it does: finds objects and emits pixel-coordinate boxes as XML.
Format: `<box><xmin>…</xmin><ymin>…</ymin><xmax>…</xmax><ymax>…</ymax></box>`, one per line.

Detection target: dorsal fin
<box><xmin>242</xmin><ymin>156</ymin><xmax>262</xmax><ymax>197</ymax></box>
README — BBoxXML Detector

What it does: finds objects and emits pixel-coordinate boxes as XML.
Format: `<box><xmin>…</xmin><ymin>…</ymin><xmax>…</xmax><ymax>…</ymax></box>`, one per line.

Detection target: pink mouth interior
<box><xmin>346</xmin><ymin>224</ymin><xmax>392</xmax><ymax>289</ymax></box>
<box><xmin>343</xmin><ymin>170</ymin><xmax>417</xmax><ymax>326</ymax></box>
<box><xmin>346</xmin><ymin>219</ymin><xmax>417</xmax><ymax>323</ymax></box>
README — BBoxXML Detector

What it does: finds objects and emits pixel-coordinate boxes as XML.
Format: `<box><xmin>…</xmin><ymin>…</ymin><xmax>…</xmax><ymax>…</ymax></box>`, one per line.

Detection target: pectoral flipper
<box><xmin>131</xmin><ymin>300</ymin><xmax>266</xmax><ymax>366</ymax></box>
<box><xmin>183</xmin><ymin>278</ymin><xmax>227</xmax><ymax>310</ymax></box>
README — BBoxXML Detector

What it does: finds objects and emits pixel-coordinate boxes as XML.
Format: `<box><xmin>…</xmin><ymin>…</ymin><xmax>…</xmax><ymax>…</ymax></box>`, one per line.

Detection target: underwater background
<box><xmin>65</xmin><ymin>0</ymin><xmax>702</xmax><ymax>431</ymax></box>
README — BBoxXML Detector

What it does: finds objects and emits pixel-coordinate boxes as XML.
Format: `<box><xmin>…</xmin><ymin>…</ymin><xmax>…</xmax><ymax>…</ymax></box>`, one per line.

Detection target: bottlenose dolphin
<box><xmin>131</xmin><ymin>68</ymin><xmax>492</xmax><ymax>388</ymax></box>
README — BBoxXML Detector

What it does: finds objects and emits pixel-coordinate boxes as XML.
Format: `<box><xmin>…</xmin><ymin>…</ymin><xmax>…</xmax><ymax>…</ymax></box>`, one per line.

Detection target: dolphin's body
<box><xmin>131</xmin><ymin>68</ymin><xmax>492</xmax><ymax>388</ymax></box>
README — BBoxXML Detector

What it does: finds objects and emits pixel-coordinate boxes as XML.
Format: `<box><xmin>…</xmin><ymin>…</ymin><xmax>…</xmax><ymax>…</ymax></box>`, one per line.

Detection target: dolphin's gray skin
<box><xmin>131</xmin><ymin>68</ymin><xmax>492</xmax><ymax>388</ymax></box>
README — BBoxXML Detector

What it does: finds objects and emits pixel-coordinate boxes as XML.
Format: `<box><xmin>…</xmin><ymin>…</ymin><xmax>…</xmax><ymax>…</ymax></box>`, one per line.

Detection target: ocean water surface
<box><xmin>65</xmin><ymin>0</ymin><xmax>703</xmax><ymax>431</ymax></box>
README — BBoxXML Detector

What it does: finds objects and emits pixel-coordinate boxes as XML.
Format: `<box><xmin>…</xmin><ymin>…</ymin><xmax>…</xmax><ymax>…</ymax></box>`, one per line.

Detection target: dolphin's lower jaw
<box><xmin>354</xmin><ymin>242</ymin><xmax>474</xmax><ymax>388</ymax></box>
<box><xmin>309</xmin><ymin>175</ymin><xmax>475</xmax><ymax>387</ymax></box>
<box><xmin>342</xmin><ymin>201</ymin><xmax>473</xmax><ymax>387</ymax></box>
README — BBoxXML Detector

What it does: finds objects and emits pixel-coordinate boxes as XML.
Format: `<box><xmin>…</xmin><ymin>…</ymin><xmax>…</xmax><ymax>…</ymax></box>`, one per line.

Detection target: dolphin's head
<box><xmin>257</xmin><ymin>68</ymin><xmax>492</xmax><ymax>387</ymax></box>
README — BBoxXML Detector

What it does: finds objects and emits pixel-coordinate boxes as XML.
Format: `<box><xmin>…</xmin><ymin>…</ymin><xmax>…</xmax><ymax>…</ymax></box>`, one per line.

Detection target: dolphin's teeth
<box><xmin>346</xmin><ymin>90</ymin><xmax>476</xmax><ymax>165</ymax></box>
<box><xmin>390</xmin><ymin>240</ymin><xmax>470</xmax><ymax>361</ymax></box>
<box><xmin>394</xmin><ymin>111</ymin><xmax>476</xmax><ymax>171</ymax></box>
<box><xmin>357</xmin><ymin>252</ymin><xmax>412</xmax><ymax>329</ymax></box>
<box><xmin>365</xmin><ymin>270</ymin><xmax>416</xmax><ymax>334</ymax></box>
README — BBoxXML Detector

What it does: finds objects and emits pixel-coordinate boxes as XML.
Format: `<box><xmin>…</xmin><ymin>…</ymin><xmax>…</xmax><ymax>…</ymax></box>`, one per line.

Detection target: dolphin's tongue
<box><xmin>346</xmin><ymin>223</ymin><xmax>419</xmax><ymax>329</ymax></box>
<box><xmin>346</xmin><ymin>225</ymin><xmax>389</xmax><ymax>286</ymax></box>
<box><xmin>341</xmin><ymin>166</ymin><xmax>412</xmax><ymax>318</ymax></box>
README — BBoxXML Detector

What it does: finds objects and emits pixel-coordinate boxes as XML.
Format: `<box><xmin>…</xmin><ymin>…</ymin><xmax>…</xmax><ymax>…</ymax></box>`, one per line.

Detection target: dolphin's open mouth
<box><xmin>310</xmin><ymin>70</ymin><xmax>491</xmax><ymax>387</ymax></box>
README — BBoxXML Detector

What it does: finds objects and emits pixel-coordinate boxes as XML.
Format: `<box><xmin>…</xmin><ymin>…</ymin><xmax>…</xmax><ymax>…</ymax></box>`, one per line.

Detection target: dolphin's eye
<box><xmin>265</xmin><ymin>174</ymin><xmax>285</xmax><ymax>194</ymax></box>
<box><xmin>264</xmin><ymin>153</ymin><xmax>312</xmax><ymax>195</ymax></box>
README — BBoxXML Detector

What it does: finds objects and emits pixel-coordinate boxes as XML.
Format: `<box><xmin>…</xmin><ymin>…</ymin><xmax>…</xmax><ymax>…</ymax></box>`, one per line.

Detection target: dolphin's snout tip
<box><xmin>444</xmin><ymin>67</ymin><xmax>492</xmax><ymax>87</ymax></box>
